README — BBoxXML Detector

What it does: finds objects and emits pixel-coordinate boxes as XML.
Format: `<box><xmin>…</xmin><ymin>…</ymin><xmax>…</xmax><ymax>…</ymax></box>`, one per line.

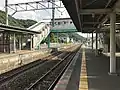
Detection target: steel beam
<box><xmin>79</xmin><ymin>9</ymin><xmax>112</xmax><ymax>14</ymax></box>
<box><xmin>75</xmin><ymin>0</ymin><xmax>82</xmax><ymax>31</ymax></box>
<box><xmin>82</xmin><ymin>28</ymin><xmax>100</xmax><ymax>30</ymax></box>
<box><xmin>8</xmin><ymin>0</ymin><xmax>64</xmax><ymax>15</ymax></box>
<box><xmin>51</xmin><ymin>29</ymin><xmax>77</xmax><ymax>33</ymax></box>
<box><xmin>97</xmin><ymin>0</ymin><xmax>120</xmax><ymax>28</ymax></box>
<box><xmin>83</xmin><ymin>22</ymin><xmax>100</xmax><ymax>24</ymax></box>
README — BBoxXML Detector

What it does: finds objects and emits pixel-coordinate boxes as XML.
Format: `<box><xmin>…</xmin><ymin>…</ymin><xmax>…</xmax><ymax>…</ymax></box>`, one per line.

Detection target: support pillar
<box><xmin>38</xmin><ymin>44</ymin><xmax>41</xmax><ymax>50</ymax></box>
<box><xmin>48</xmin><ymin>34</ymin><xmax>50</xmax><ymax>48</ymax></box>
<box><xmin>92</xmin><ymin>32</ymin><xmax>94</xmax><ymax>49</ymax></box>
<box><xmin>13</xmin><ymin>33</ymin><xmax>16</xmax><ymax>53</ymax></box>
<box><xmin>21</xmin><ymin>35</ymin><xmax>23</xmax><ymax>50</ymax></box>
<box><xmin>30</xmin><ymin>35</ymin><xmax>33</xmax><ymax>50</ymax></box>
<box><xmin>19</xmin><ymin>35</ymin><xmax>22</xmax><ymax>50</ymax></box>
<box><xmin>109</xmin><ymin>12</ymin><xmax>116</xmax><ymax>74</ymax></box>
<box><xmin>95</xmin><ymin>31</ymin><xmax>98</xmax><ymax>56</ymax></box>
<box><xmin>9</xmin><ymin>33</ymin><xmax>11</xmax><ymax>53</ymax></box>
<box><xmin>57</xmin><ymin>33</ymin><xmax>59</xmax><ymax>43</ymax></box>
<box><xmin>3</xmin><ymin>33</ymin><xmax>5</xmax><ymax>52</ymax></box>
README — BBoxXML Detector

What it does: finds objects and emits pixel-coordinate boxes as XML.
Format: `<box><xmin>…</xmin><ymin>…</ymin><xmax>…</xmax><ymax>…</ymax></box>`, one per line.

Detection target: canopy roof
<box><xmin>0</xmin><ymin>24</ymin><xmax>39</xmax><ymax>34</ymax></box>
<box><xmin>62</xmin><ymin>0</ymin><xmax>120</xmax><ymax>33</ymax></box>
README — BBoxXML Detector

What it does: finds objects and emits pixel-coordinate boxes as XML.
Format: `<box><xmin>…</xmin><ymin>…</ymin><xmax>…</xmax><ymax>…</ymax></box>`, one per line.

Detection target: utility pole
<box><xmin>47</xmin><ymin>0</ymin><xmax>55</xmax><ymax>48</ymax></box>
<box><xmin>5</xmin><ymin>0</ymin><xmax>8</xmax><ymax>25</ymax></box>
<box><xmin>52</xmin><ymin>0</ymin><xmax>55</xmax><ymax>27</ymax></box>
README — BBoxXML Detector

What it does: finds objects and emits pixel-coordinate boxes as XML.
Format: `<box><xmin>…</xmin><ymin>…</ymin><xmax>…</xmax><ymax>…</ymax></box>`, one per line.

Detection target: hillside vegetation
<box><xmin>58</xmin><ymin>33</ymin><xmax>85</xmax><ymax>42</ymax></box>
<box><xmin>0</xmin><ymin>10</ymin><xmax>37</xmax><ymax>28</ymax></box>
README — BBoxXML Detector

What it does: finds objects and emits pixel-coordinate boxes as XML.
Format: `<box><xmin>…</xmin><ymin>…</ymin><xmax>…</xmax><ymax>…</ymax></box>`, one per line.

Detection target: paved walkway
<box><xmin>86</xmin><ymin>49</ymin><xmax>120</xmax><ymax>90</ymax></box>
<box><xmin>67</xmin><ymin>48</ymin><xmax>120</xmax><ymax>90</ymax></box>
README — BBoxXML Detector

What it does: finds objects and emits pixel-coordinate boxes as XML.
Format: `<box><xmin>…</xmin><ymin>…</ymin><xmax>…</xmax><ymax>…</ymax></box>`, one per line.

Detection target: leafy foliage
<box><xmin>58</xmin><ymin>32</ymin><xmax>85</xmax><ymax>42</ymax></box>
<box><xmin>0</xmin><ymin>10</ymin><xmax>37</xmax><ymax>28</ymax></box>
<box><xmin>50</xmin><ymin>33</ymin><xmax>57</xmax><ymax>43</ymax></box>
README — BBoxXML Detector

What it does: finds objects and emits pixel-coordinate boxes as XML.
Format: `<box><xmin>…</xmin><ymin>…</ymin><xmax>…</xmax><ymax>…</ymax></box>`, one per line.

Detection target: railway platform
<box><xmin>0</xmin><ymin>44</ymin><xmax>73</xmax><ymax>75</ymax></box>
<box><xmin>0</xmin><ymin>49</ymin><xmax>50</xmax><ymax>74</ymax></box>
<box><xmin>54</xmin><ymin>47</ymin><xmax>120</xmax><ymax>90</ymax></box>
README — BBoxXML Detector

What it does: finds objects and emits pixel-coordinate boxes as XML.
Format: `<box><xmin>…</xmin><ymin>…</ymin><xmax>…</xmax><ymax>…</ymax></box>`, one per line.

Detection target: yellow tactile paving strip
<box><xmin>79</xmin><ymin>48</ymin><xmax>88</xmax><ymax>90</ymax></box>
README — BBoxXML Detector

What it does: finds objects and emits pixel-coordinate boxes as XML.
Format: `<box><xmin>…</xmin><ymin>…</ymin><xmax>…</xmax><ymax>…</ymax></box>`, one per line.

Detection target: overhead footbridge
<box><xmin>50</xmin><ymin>18</ymin><xmax>78</xmax><ymax>33</ymax></box>
<box><xmin>27</xmin><ymin>18</ymin><xmax>79</xmax><ymax>49</ymax></box>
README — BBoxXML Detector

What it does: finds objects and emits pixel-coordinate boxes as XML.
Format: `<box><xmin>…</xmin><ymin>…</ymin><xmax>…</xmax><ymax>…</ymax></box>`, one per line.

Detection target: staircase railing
<box><xmin>28</xmin><ymin>22</ymin><xmax>51</xmax><ymax>49</ymax></box>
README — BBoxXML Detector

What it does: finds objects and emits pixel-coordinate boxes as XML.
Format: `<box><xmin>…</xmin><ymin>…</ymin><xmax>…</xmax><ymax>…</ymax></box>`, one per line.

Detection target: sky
<box><xmin>0</xmin><ymin>0</ymin><xmax>70</xmax><ymax>21</ymax></box>
<box><xmin>0</xmin><ymin>0</ymin><xmax>91</xmax><ymax>38</ymax></box>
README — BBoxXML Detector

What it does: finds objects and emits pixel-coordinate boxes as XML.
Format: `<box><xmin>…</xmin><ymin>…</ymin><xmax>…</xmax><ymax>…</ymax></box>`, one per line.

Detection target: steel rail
<box><xmin>47</xmin><ymin>51</ymin><xmax>78</xmax><ymax>90</ymax></box>
<box><xmin>26</xmin><ymin>46</ymin><xmax>80</xmax><ymax>90</ymax></box>
<box><xmin>26</xmin><ymin>52</ymin><xmax>71</xmax><ymax>90</ymax></box>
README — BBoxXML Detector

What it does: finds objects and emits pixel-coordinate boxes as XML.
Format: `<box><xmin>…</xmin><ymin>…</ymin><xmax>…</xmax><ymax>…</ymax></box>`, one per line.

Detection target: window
<box><xmin>58</xmin><ymin>22</ymin><xmax>60</xmax><ymax>25</ymax></box>
<box><xmin>64</xmin><ymin>21</ymin><xmax>66</xmax><ymax>24</ymax></box>
<box><xmin>70</xmin><ymin>21</ymin><xmax>72</xmax><ymax>24</ymax></box>
<box><xmin>55</xmin><ymin>22</ymin><xmax>57</xmax><ymax>25</ymax></box>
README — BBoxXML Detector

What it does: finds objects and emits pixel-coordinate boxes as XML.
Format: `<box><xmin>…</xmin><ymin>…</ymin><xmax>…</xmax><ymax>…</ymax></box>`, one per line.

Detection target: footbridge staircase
<box><xmin>28</xmin><ymin>22</ymin><xmax>51</xmax><ymax>49</ymax></box>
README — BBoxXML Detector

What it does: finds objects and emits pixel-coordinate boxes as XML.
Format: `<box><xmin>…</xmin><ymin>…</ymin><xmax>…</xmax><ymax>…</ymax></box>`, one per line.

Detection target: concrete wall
<box><xmin>0</xmin><ymin>50</ymin><xmax>50</xmax><ymax>74</ymax></box>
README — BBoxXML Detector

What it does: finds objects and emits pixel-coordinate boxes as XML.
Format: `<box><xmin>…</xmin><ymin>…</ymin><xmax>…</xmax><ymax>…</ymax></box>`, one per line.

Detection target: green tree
<box><xmin>0</xmin><ymin>10</ymin><xmax>37</xmax><ymax>28</ymax></box>
<box><xmin>50</xmin><ymin>33</ymin><xmax>56</xmax><ymax>43</ymax></box>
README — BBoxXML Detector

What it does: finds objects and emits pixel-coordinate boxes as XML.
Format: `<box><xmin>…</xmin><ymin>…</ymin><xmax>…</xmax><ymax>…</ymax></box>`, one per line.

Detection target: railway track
<box><xmin>25</xmin><ymin>46</ymin><xmax>81</xmax><ymax>90</ymax></box>
<box><xmin>26</xmin><ymin>52</ymin><xmax>77</xmax><ymax>90</ymax></box>
<box><xmin>0</xmin><ymin>45</ymin><xmax>80</xmax><ymax>90</ymax></box>
<box><xmin>0</xmin><ymin>51</ymin><xmax>61</xmax><ymax>83</ymax></box>
<box><xmin>0</xmin><ymin>51</ymin><xmax>67</xmax><ymax>88</ymax></box>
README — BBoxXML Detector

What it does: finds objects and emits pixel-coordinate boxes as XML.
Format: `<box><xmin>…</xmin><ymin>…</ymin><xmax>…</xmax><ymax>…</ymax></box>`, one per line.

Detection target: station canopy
<box><xmin>61</xmin><ymin>0</ymin><xmax>120</xmax><ymax>33</ymax></box>
<box><xmin>0</xmin><ymin>24</ymin><xmax>39</xmax><ymax>34</ymax></box>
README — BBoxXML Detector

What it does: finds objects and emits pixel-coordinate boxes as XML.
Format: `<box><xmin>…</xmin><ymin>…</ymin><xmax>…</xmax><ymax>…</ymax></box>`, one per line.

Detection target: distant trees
<box><xmin>0</xmin><ymin>10</ymin><xmax>37</xmax><ymax>28</ymax></box>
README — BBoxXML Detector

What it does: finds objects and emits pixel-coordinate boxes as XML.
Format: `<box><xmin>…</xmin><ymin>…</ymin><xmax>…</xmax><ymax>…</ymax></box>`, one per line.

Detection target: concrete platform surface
<box><xmin>54</xmin><ymin>48</ymin><xmax>82</xmax><ymax>90</ymax></box>
<box><xmin>86</xmin><ymin>49</ymin><xmax>120</xmax><ymax>90</ymax></box>
<box><xmin>0</xmin><ymin>49</ymin><xmax>50</xmax><ymax>74</ymax></box>
<box><xmin>54</xmin><ymin>48</ymin><xmax>120</xmax><ymax>90</ymax></box>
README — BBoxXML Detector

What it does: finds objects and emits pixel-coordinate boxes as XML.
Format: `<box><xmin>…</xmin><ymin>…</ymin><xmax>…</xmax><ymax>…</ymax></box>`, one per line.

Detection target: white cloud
<box><xmin>0</xmin><ymin>0</ymin><xmax>5</xmax><ymax>10</ymax></box>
